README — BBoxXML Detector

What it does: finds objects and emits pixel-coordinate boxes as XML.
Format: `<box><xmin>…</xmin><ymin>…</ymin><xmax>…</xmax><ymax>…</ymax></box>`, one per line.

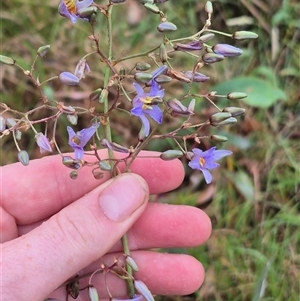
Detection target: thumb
<box><xmin>2</xmin><ymin>173</ymin><xmax>149</xmax><ymax>301</ymax></box>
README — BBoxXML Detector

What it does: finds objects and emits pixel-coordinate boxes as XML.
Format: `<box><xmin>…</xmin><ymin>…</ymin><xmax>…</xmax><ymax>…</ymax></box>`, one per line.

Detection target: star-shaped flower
<box><xmin>188</xmin><ymin>147</ymin><xmax>232</xmax><ymax>184</ymax></box>
<box><xmin>130</xmin><ymin>81</ymin><xmax>164</xmax><ymax>137</ymax></box>
<box><xmin>67</xmin><ymin>123</ymin><xmax>99</xmax><ymax>159</ymax></box>
<box><xmin>58</xmin><ymin>0</ymin><xmax>93</xmax><ymax>23</ymax></box>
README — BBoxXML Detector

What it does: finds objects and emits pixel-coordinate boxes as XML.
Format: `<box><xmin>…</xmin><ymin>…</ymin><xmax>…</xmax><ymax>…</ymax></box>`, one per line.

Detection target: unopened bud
<box><xmin>199</xmin><ymin>33</ymin><xmax>215</xmax><ymax>43</ymax></box>
<box><xmin>144</xmin><ymin>3</ymin><xmax>160</xmax><ymax>13</ymax></box>
<box><xmin>174</xmin><ymin>41</ymin><xmax>202</xmax><ymax>51</ymax></box>
<box><xmin>209</xmin><ymin>112</ymin><xmax>232</xmax><ymax>125</ymax></box>
<box><xmin>18</xmin><ymin>150</ymin><xmax>29</xmax><ymax>166</ymax></box>
<box><xmin>232</xmin><ymin>31</ymin><xmax>258</xmax><ymax>40</ymax></box>
<box><xmin>210</xmin><ymin>134</ymin><xmax>228</xmax><ymax>142</ymax></box>
<box><xmin>154</xmin><ymin>74</ymin><xmax>172</xmax><ymax>84</ymax></box>
<box><xmin>70</xmin><ymin>171</ymin><xmax>78</xmax><ymax>180</ymax></box>
<box><xmin>212</xmin><ymin>44</ymin><xmax>242</xmax><ymax>57</ymax></box>
<box><xmin>77</xmin><ymin>6</ymin><xmax>97</xmax><ymax>18</ymax></box>
<box><xmin>202</xmin><ymin>53</ymin><xmax>225</xmax><ymax>64</ymax></box>
<box><xmin>157</xmin><ymin>21</ymin><xmax>177</xmax><ymax>32</ymax></box>
<box><xmin>182</xmin><ymin>71</ymin><xmax>210</xmax><ymax>82</ymax></box>
<box><xmin>92</xmin><ymin>169</ymin><xmax>104</xmax><ymax>180</ymax></box>
<box><xmin>62</xmin><ymin>156</ymin><xmax>81</xmax><ymax>169</ymax></box>
<box><xmin>223</xmin><ymin>106</ymin><xmax>245</xmax><ymax>117</ymax></box>
<box><xmin>59</xmin><ymin>72</ymin><xmax>80</xmax><ymax>85</ymax></box>
<box><xmin>126</xmin><ymin>256</ymin><xmax>139</xmax><ymax>271</ymax></box>
<box><xmin>136</xmin><ymin>62</ymin><xmax>151</xmax><ymax>71</ymax></box>
<box><xmin>37</xmin><ymin>45</ymin><xmax>50</xmax><ymax>58</ymax></box>
<box><xmin>99</xmin><ymin>160</ymin><xmax>112</xmax><ymax>171</ymax></box>
<box><xmin>159</xmin><ymin>43</ymin><xmax>168</xmax><ymax>63</ymax></box>
<box><xmin>134</xmin><ymin>280</ymin><xmax>155</xmax><ymax>301</ymax></box>
<box><xmin>0</xmin><ymin>54</ymin><xmax>15</xmax><ymax>65</ymax></box>
<box><xmin>134</xmin><ymin>72</ymin><xmax>153</xmax><ymax>83</ymax></box>
<box><xmin>227</xmin><ymin>92</ymin><xmax>248</xmax><ymax>100</ymax></box>
<box><xmin>211</xmin><ymin>116</ymin><xmax>237</xmax><ymax>127</ymax></box>
<box><xmin>0</xmin><ymin>116</ymin><xmax>6</xmax><ymax>132</ymax></box>
<box><xmin>67</xmin><ymin>114</ymin><xmax>78</xmax><ymax>125</ymax></box>
<box><xmin>119</xmin><ymin>67</ymin><xmax>126</xmax><ymax>76</ymax></box>
<box><xmin>89</xmin><ymin>88</ymin><xmax>102</xmax><ymax>101</ymax></box>
<box><xmin>160</xmin><ymin>150</ymin><xmax>183</xmax><ymax>160</ymax></box>
<box><xmin>99</xmin><ymin>88</ymin><xmax>109</xmax><ymax>103</ymax></box>
<box><xmin>88</xmin><ymin>286</ymin><xmax>99</xmax><ymax>301</ymax></box>
<box><xmin>205</xmin><ymin>1</ymin><xmax>213</xmax><ymax>14</ymax></box>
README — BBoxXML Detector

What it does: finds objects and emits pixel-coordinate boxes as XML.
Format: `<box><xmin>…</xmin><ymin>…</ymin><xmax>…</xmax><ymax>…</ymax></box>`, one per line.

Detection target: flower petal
<box><xmin>144</xmin><ymin>105</ymin><xmax>163</xmax><ymax>124</ymax></box>
<box><xmin>202</xmin><ymin>169</ymin><xmax>213</xmax><ymax>184</ymax></box>
<box><xmin>133</xmin><ymin>82</ymin><xmax>144</xmax><ymax>97</ymax></box>
<box><xmin>213</xmin><ymin>149</ymin><xmax>232</xmax><ymax>160</ymax></box>
<box><xmin>139</xmin><ymin>114</ymin><xmax>150</xmax><ymax>137</ymax></box>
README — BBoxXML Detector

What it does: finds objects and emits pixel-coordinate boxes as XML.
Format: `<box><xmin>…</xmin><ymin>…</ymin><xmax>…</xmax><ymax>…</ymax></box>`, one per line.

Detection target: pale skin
<box><xmin>0</xmin><ymin>150</ymin><xmax>212</xmax><ymax>300</ymax></box>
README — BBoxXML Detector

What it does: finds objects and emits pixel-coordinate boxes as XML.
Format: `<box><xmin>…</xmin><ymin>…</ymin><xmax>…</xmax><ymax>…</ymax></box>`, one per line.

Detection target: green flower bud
<box><xmin>70</xmin><ymin>171</ymin><xmax>78</xmax><ymax>180</ymax></box>
<box><xmin>157</xmin><ymin>21</ymin><xmax>177</xmax><ymax>32</ymax></box>
<box><xmin>159</xmin><ymin>43</ymin><xmax>168</xmax><ymax>63</ymax></box>
<box><xmin>144</xmin><ymin>3</ymin><xmax>160</xmax><ymax>13</ymax></box>
<box><xmin>205</xmin><ymin>1</ymin><xmax>213</xmax><ymax>14</ymax></box>
<box><xmin>136</xmin><ymin>62</ymin><xmax>151</xmax><ymax>71</ymax></box>
<box><xmin>37</xmin><ymin>45</ymin><xmax>50</xmax><ymax>58</ymax></box>
<box><xmin>199</xmin><ymin>33</ymin><xmax>215</xmax><ymax>43</ymax></box>
<box><xmin>89</xmin><ymin>88</ymin><xmax>103</xmax><ymax>102</ymax></box>
<box><xmin>67</xmin><ymin>114</ymin><xmax>78</xmax><ymax>125</ymax></box>
<box><xmin>223</xmin><ymin>106</ymin><xmax>245</xmax><ymax>117</ymax></box>
<box><xmin>154</xmin><ymin>74</ymin><xmax>172</xmax><ymax>84</ymax></box>
<box><xmin>18</xmin><ymin>150</ymin><xmax>30</xmax><ymax>166</ymax></box>
<box><xmin>119</xmin><ymin>67</ymin><xmax>126</xmax><ymax>76</ymax></box>
<box><xmin>134</xmin><ymin>72</ymin><xmax>153</xmax><ymax>83</ymax></box>
<box><xmin>227</xmin><ymin>92</ymin><xmax>248</xmax><ymax>100</ymax></box>
<box><xmin>125</xmin><ymin>256</ymin><xmax>139</xmax><ymax>271</ymax></box>
<box><xmin>62</xmin><ymin>156</ymin><xmax>81</xmax><ymax>169</ymax></box>
<box><xmin>160</xmin><ymin>150</ymin><xmax>184</xmax><ymax>160</ymax></box>
<box><xmin>211</xmin><ymin>116</ymin><xmax>237</xmax><ymax>127</ymax></box>
<box><xmin>210</xmin><ymin>134</ymin><xmax>228</xmax><ymax>142</ymax></box>
<box><xmin>232</xmin><ymin>31</ymin><xmax>258</xmax><ymax>40</ymax></box>
<box><xmin>210</xmin><ymin>112</ymin><xmax>232</xmax><ymax>125</ymax></box>
<box><xmin>0</xmin><ymin>54</ymin><xmax>15</xmax><ymax>65</ymax></box>
<box><xmin>88</xmin><ymin>286</ymin><xmax>99</xmax><ymax>301</ymax></box>
<box><xmin>99</xmin><ymin>160</ymin><xmax>112</xmax><ymax>171</ymax></box>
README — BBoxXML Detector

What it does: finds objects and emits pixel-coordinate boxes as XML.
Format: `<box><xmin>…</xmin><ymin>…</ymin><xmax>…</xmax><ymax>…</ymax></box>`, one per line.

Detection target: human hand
<box><xmin>0</xmin><ymin>150</ymin><xmax>211</xmax><ymax>301</ymax></box>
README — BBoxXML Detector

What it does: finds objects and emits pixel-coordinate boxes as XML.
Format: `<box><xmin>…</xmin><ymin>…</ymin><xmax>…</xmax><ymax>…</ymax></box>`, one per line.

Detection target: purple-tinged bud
<box><xmin>144</xmin><ymin>3</ymin><xmax>160</xmax><ymax>13</ymax></box>
<box><xmin>199</xmin><ymin>33</ymin><xmax>215</xmax><ymax>43</ymax></box>
<box><xmin>210</xmin><ymin>134</ymin><xmax>228</xmax><ymax>142</ymax></box>
<box><xmin>154</xmin><ymin>74</ymin><xmax>172</xmax><ymax>84</ymax></box>
<box><xmin>209</xmin><ymin>112</ymin><xmax>232</xmax><ymax>125</ymax></box>
<box><xmin>167</xmin><ymin>98</ymin><xmax>194</xmax><ymax>116</ymax></box>
<box><xmin>77</xmin><ymin>6</ymin><xmax>97</xmax><ymax>18</ymax></box>
<box><xmin>18</xmin><ymin>150</ymin><xmax>29</xmax><ymax>166</ymax></box>
<box><xmin>223</xmin><ymin>106</ymin><xmax>245</xmax><ymax>117</ymax></box>
<box><xmin>134</xmin><ymin>280</ymin><xmax>155</xmax><ymax>301</ymax></box>
<box><xmin>159</xmin><ymin>43</ymin><xmax>168</xmax><ymax>63</ymax></box>
<box><xmin>167</xmin><ymin>69</ymin><xmax>190</xmax><ymax>83</ymax></box>
<box><xmin>134</xmin><ymin>72</ymin><xmax>153</xmax><ymax>83</ymax></box>
<box><xmin>213</xmin><ymin>44</ymin><xmax>242</xmax><ymax>57</ymax></box>
<box><xmin>0</xmin><ymin>116</ymin><xmax>6</xmax><ymax>132</ymax></box>
<box><xmin>188</xmin><ymin>98</ymin><xmax>195</xmax><ymax>112</ymax></box>
<box><xmin>70</xmin><ymin>170</ymin><xmax>78</xmax><ymax>180</ymax></box>
<box><xmin>157</xmin><ymin>22</ymin><xmax>177</xmax><ymax>32</ymax></box>
<box><xmin>150</xmin><ymin>65</ymin><xmax>168</xmax><ymax>79</ymax></box>
<box><xmin>89</xmin><ymin>88</ymin><xmax>102</xmax><ymax>102</ymax></box>
<box><xmin>136</xmin><ymin>62</ymin><xmax>151</xmax><ymax>71</ymax></box>
<box><xmin>0</xmin><ymin>54</ymin><xmax>15</xmax><ymax>65</ymax></box>
<box><xmin>99</xmin><ymin>88</ymin><xmax>109</xmax><ymax>103</ymax></box>
<box><xmin>126</xmin><ymin>256</ymin><xmax>139</xmax><ymax>271</ymax></box>
<box><xmin>227</xmin><ymin>92</ymin><xmax>248</xmax><ymax>100</ymax></box>
<box><xmin>35</xmin><ymin>133</ymin><xmax>53</xmax><ymax>153</ymax></box>
<box><xmin>174</xmin><ymin>41</ymin><xmax>202</xmax><ymax>51</ymax></box>
<box><xmin>88</xmin><ymin>286</ymin><xmax>99</xmax><ymax>301</ymax></box>
<box><xmin>62</xmin><ymin>156</ymin><xmax>81</xmax><ymax>170</ymax></box>
<box><xmin>37</xmin><ymin>45</ymin><xmax>50</xmax><ymax>58</ymax></box>
<box><xmin>232</xmin><ymin>31</ymin><xmax>258</xmax><ymax>40</ymax></box>
<box><xmin>205</xmin><ymin>1</ymin><xmax>213</xmax><ymax>14</ymax></box>
<box><xmin>59</xmin><ymin>72</ymin><xmax>80</xmax><ymax>86</ymax></box>
<box><xmin>100</xmin><ymin>139</ymin><xmax>129</xmax><ymax>153</ymax></box>
<box><xmin>74</xmin><ymin>59</ymin><xmax>90</xmax><ymax>80</ymax></box>
<box><xmin>160</xmin><ymin>150</ymin><xmax>183</xmax><ymax>160</ymax></box>
<box><xmin>202</xmin><ymin>53</ymin><xmax>225</xmax><ymax>64</ymax></box>
<box><xmin>211</xmin><ymin>116</ymin><xmax>237</xmax><ymax>127</ymax></box>
<box><xmin>67</xmin><ymin>114</ymin><xmax>78</xmax><ymax>125</ymax></box>
<box><xmin>182</xmin><ymin>71</ymin><xmax>210</xmax><ymax>82</ymax></box>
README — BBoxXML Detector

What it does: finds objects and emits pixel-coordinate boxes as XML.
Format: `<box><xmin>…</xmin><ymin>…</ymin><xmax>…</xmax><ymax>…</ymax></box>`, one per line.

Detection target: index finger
<box><xmin>0</xmin><ymin>150</ymin><xmax>184</xmax><ymax>225</ymax></box>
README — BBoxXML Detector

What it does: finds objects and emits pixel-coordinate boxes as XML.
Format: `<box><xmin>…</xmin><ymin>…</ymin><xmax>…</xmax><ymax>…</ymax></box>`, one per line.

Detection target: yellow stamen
<box><xmin>64</xmin><ymin>0</ymin><xmax>77</xmax><ymax>14</ymax></box>
<box><xmin>199</xmin><ymin>157</ymin><xmax>205</xmax><ymax>166</ymax></box>
<box><xmin>72</xmin><ymin>136</ymin><xmax>81</xmax><ymax>145</ymax></box>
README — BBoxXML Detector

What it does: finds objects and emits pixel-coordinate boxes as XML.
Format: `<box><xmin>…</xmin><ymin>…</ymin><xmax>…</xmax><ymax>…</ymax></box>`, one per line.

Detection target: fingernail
<box><xmin>99</xmin><ymin>174</ymin><xmax>148</xmax><ymax>222</ymax></box>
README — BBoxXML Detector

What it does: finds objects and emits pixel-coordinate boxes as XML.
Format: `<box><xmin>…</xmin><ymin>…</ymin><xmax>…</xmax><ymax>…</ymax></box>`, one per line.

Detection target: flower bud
<box><xmin>134</xmin><ymin>72</ymin><xmax>153</xmax><ymax>83</ymax></box>
<box><xmin>136</xmin><ymin>62</ymin><xmax>151</xmax><ymax>71</ymax></box>
<box><xmin>202</xmin><ymin>53</ymin><xmax>225</xmax><ymax>64</ymax></box>
<box><xmin>223</xmin><ymin>106</ymin><xmax>245</xmax><ymax>117</ymax></box>
<box><xmin>160</xmin><ymin>150</ymin><xmax>183</xmax><ymax>160</ymax></box>
<box><xmin>89</xmin><ymin>88</ymin><xmax>103</xmax><ymax>102</ymax></box>
<box><xmin>182</xmin><ymin>71</ymin><xmax>210</xmax><ymax>82</ymax></box>
<box><xmin>159</xmin><ymin>43</ymin><xmax>168</xmax><ymax>63</ymax></box>
<box><xmin>211</xmin><ymin>116</ymin><xmax>237</xmax><ymax>127</ymax></box>
<box><xmin>188</xmin><ymin>98</ymin><xmax>195</xmax><ymax>112</ymax></box>
<box><xmin>144</xmin><ymin>3</ymin><xmax>160</xmax><ymax>13</ymax></box>
<box><xmin>157</xmin><ymin>21</ymin><xmax>177</xmax><ymax>32</ymax></box>
<box><xmin>88</xmin><ymin>286</ymin><xmax>99</xmax><ymax>301</ymax></box>
<box><xmin>205</xmin><ymin>1</ymin><xmax>213</xmax><ymax>14</ymax></box>
<box><xmin>18</xmin><ymin>150</ymin><xmax>29</xmax><ymax>166</ymax></box>
<box><xmin>0</xmin><ymin>54</ymin><xmax>15</xmax><ymax>65</ymax></box>
<box><xmin>99</xmin><ymin>161</ymin><xmax>112</xmax><ymax>171</ymax></box>
<box><xmin>167</xmin><ymin>98</ymin><xmax>193</xmax><ymax>116</ymax></box>
<box><xmin>62</xmin><ymin>156</ymin><xmax>81</xmax><ymax>169</ymax></box>
<box><xmin>210</xmin><ymin>134</ymin><xmax>228</xmax><ymax>142</ymax></box>
<box><xmin>154</xmin><ymin>74</ymin><xmax>172</xmax><ymax>84</ymax></box>
<box><xmin>134</xmin><ymin>280</ymin><xmax>155</xmax><ymax>301</ymax></box>
<box><xmin>227</xmin><ymin>92</ymin><xmax>248</xmax><ymax>100</ymax></box>
<box><xmin>209</xmin><ymin>112</ymin><xmax>232</xmax><ymax>125</ymax></box>
<box><xmin>74</xmin><ymin>58</ymin><xmax>90</xmax><ymax>80</ymax></box>
<box><xmin>126</xmin><ymin>256</ymin><xmax>139</xmax><ymax>271</ymax></box>
<box><xmin>119</xmin><ymin>67</ymin><xmax>126</xmax><ymax>76</ymax></box>
<box><xmin>174</xmin><ymin>41</ymin><xmax>202</xmax><ymax>51</ymax></box>
<box><xmin>213</xmin><ymin>44</ymin><xmax>242</xmax><ymax>57</ymax></box>
<box><xmin>59</xmin><ymin>72</ymin><xmax>80</xmax><ymax>85</ymax></box>
<box><xmin>232</xmin><ymin>31</ymin><xmax>258</xmax><ymax>40</ymax></box>
<box><xmin>0</xmin><ymin>116</ymin><xmax>6</xmax><ymax>132</ymax></box>
<box><xmin>199</xmin><ymin>33</ymin><xmax>215</xmax><ymax>43</ymax></box>
<box><xmin>67</xmin><ymin>114</ymin><xmax>78</xmax><ymax>125</ymax></box>
<box><xmin>92</xmin><ymin>169</ymin><xmax>104</xmax><ymax>180</ymax></box>
<box><xmin>70</xmin><ymin>171</ymin><xmax>78</xmax><ymax>180</ymax></box>
<box><xmin>77</xmin><ymin>6</ymin><xmax>97</xmax><ymax>18</ymax></box>
<box><xmin>37</xmin><ymin>45</ymin><xmax>50</xmax><ymax>58</ymax></box>
<box><xmin>99</xmin><ymin>88</ymin><xmax>109</xmax><ymax>103</ymax></box>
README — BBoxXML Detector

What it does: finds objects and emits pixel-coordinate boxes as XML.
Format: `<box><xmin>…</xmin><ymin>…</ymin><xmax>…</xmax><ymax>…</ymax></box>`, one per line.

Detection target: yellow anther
<box><xmin>199</xmin><ymin>157</ymin><xmax>205</xmax><ymax>166</ymax></box>
<box><xmin>64</xmin><ymin>0</ymin><xmax>77</xmax><ymax>14</ymax></box>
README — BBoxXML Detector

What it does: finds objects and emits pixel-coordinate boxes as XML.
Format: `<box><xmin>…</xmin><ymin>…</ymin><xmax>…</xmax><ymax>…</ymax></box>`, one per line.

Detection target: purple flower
<box><xmin>58</xmin><ymin>0</ymin><xmax>93</xmax><ymax>23</ymax></box>
<box><xmin>67</xmin><ymin>123</ymin><xmax>99</xmax><ymax>159</ymax></box>
<box><xmin>35</xmin><ymin>133</ymin><xmax>53</xmax><ymax>154</ymax></box>
<box><xmin>131</xmin><ymin>81</ymin><xmax>164</xmax><ymax>137</ymax></box>
<box><xmin>188</xmin><ymin>147</ymin><xmax>232</xmax><ymax>184</ymax></box>
<box><xmin>212</xmin><ymin>44</ymin><xmax>243</xmax><ymax>57</ymax></box>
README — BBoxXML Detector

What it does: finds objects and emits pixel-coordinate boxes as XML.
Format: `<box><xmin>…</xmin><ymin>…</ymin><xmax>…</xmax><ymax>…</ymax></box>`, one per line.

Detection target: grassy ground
<box><xmin>1</xmin><ymin>1</ymin><xmax>299</xmax><ymax>301</ymax></box>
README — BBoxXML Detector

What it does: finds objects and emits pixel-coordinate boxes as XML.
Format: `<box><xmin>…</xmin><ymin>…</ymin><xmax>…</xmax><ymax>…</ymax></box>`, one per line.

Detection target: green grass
<box><xmin>1</xmin><ymin>0</ymin><xmax>299</xmax><ymax>300</ymax></box>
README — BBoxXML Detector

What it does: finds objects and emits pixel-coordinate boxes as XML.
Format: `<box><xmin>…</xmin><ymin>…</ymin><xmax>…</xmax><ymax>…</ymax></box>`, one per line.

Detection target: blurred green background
<box><xmin>1</xmin><ymin>0</ymin><xmax>299</xmax><ymax>300</ymax></box>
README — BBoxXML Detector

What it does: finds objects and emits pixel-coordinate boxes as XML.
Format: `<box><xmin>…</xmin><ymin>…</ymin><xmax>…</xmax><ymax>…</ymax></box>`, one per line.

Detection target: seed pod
<box><xmin>134</xmin><ymin>72</ymin><xmax>153</xmax><ymax>83</ymax></box>
<box><xmin>100</xmin><ymin>139</ymin><xmax>129</xmax><ymax>153</ymax></box>
<box><xmin>160</xmin><ymin>150</ymin><xmax>184</xmax><ymax>160</ymax></box>
<box><xmin>159</xmin><ymin>43</ymin><xmax>168</xmax><ymax>63</ymax></box>
<box><xmin>89</xmin><ymin>88</ymin><xmax>103</xmax><ymax>101</ymax></box>
<box><xmin>211</xmin><ymin>116</ymin><xmax>237</xmax><ymax>127</ymax></box>
<box><xmin>209</xmin><ymin>112</ymin><xmax>232</xmax><ymax>125</ymax></box>
<box><xmin>227</xmin><ymin>92</ymin><xmax>248</xmax><ymax>100</ymax></box>
<box><xmin>0</xmin><ymin>54</ymin><xmax>15</xmax><ymax>65</ymax></box>
<box><xmin>223</xmin><ymin>106</ymin><xmax>245</xmax><ymax>117</ymax></box>
<box><xmin>62</xmin><ymin>156</ymin><xmax>81</xmax><ymax>170</ymax></box>
<box><xmin>59</xmin><ymin>72</ymin><xmax>80</xmax><ymax>86</ymax></box>
<box><xmin>70</xmin><ymin>171</ymin><xmax>78</xmax><ymax>180</ymax></box>
<box><xmin>210</xmin><ymin>134</ymin><xmax>228</xmax><ymax>142</ymax></box>
<box><xmin>157</xmin><ymin>21</ymin><xmax>177</xmax><ymax>32</ymax></box>
<box><xmin>232</xmin><ymin>31</ymin><xmax>258</xmax><ymax>40</ymax></box>
<box><xmin>136</xmin><ymin>62</ymin><xmax>151</xmax><ymax>71</ymax></box>
<box><xmin>205</xmin><ymin>1</ymin><xmax>213</xmax><ymax>14</ymax></box>
<box><xmin>154</xmin><ymin>74</ymin><xmax>172</xmax><ymax>84</ymax></box>
<box><xmin>37</xmin><ymin>45</ymin><xmax>50</xmax><ymax>58</ymax></box>
<box><xmin>18</xmin><ymin>150</ymin><xmax>30</xmax><ymax>166</ymax></box>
